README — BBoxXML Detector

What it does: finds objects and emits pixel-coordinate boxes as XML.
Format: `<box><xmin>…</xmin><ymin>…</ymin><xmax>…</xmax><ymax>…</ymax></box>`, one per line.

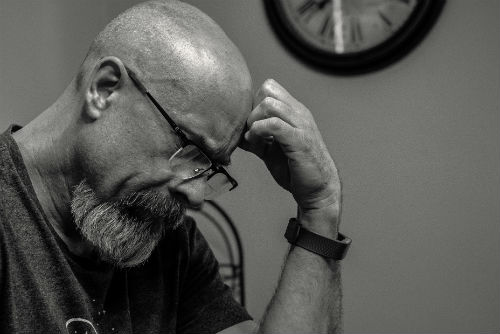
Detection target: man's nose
<box><xmin>169</xmin><ymin>176</ymin><xmax>206</xmax><ymax>209</ymax></box>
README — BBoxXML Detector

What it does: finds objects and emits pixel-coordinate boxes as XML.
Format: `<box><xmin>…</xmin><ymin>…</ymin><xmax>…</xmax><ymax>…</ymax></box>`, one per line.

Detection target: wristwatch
<box><xmin>285</xmin><ymin>218</ymin><xmax>351</xmax><ymax>260</ymax></box>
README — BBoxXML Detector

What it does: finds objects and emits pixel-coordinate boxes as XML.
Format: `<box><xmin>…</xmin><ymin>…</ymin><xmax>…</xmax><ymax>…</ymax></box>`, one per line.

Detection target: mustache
<box><xmin>118</xmin><ymin>188</ymin><xmax>185</xmax><ymax>219</ymax></box>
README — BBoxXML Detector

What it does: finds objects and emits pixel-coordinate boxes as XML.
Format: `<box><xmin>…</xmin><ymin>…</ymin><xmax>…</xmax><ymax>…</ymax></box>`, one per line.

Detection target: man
<box><xmin>0</xmin><ymin>1</ymin><xmax>349</xmax><ymax>333</ymax></box>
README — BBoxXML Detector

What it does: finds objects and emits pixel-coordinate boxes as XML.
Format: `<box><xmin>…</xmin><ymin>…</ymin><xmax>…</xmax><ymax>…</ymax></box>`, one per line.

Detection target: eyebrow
<box><xmin>183</xmin><ymin>130</ymin><xmax>231</xmax><ymax>167</ymax></box>
<box><xmin>214</xmin><ymin>151</ymin><xmax>232</xmax><ymax>166</ymax></box>
<box><xmin>217</xmin><ymin>158</ymin><xmax>232</xmax><ymax>167</ymax></box>
<box><xmin>201</xmin><ymin>140</ymin><xmax>232</xmax><ymax>167</ymax></box>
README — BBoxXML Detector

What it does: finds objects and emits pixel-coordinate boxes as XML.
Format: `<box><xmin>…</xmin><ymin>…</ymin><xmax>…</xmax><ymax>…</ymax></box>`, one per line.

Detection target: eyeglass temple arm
<box><xmin>126</xmin><ymin>67</ymin><xmax>190</xmax><ymax>145</ymax></box>
<box><xmin>215</xmin><ymin>165</ymin><xmax>238</xmax><ymax>190</ymax></box>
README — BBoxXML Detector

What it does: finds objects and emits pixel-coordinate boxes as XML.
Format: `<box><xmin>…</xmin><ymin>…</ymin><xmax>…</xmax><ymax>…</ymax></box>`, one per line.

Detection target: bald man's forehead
<box><xmin>177</xmin><ymin>106</ymin><xmax>249</xmax><ymax>163</ymax></box>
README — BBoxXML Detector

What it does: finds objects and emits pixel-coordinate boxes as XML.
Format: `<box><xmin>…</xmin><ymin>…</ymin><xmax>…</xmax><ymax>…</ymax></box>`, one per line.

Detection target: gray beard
<box><xmin>70</xmin><ymin>180</ymin><xmax>185</xmax><ymax>268</ymax></box>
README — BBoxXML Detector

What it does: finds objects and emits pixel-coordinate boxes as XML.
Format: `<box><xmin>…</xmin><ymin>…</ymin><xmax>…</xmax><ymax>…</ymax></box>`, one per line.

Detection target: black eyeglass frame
<box><xmin>125</xmin><ymin>66</ymin><xmax>238</xmax><ymax>192</ymax></box>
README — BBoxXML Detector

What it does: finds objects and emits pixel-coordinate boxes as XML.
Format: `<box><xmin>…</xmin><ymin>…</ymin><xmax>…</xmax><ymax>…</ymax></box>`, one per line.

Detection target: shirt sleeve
<box><xmin>176</xmin><ymin>217</ymin><xmax>252</xmax><ymax>334</ymax></box>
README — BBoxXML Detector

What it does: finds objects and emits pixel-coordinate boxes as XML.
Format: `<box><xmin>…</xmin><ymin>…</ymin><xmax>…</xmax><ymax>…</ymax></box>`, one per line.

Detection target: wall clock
<box><xmin>264</xmin><ymin>0</ymin><xmax>445</xmax><ymax>74</ymax></box>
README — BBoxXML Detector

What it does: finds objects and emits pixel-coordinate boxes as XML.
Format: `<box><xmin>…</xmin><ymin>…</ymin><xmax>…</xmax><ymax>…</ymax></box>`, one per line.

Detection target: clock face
<box><xmin>280</xmin><ymin>0</ymin><xmax>418</xmax><ymax>54</ymax></box>
<box><xmin>265</xmin><ymin>0</ymin><xmax>445</xmax><ymax>74</ymax></box>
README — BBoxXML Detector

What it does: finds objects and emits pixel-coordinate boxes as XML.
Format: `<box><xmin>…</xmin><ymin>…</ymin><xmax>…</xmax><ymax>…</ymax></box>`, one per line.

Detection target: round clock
<box><xmin>264</xmin><ymin>0</ymin><xmax>445</xmax><ymax>74</ymax></box>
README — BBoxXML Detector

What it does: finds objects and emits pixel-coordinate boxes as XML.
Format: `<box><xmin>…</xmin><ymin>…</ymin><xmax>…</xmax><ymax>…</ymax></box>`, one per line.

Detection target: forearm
<box><xmin>257</xmin><ymin>207</ymin><xmax>343</xmax><ymax>334</ymax></box>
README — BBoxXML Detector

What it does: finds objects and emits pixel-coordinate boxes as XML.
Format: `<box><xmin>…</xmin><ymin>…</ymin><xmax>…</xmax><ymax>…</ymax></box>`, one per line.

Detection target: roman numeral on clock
<box><xmin>378</xmin><ymin>10</ymin><xmax>393</xmax><ymax>28</ymax></box>
<box><xmin>296</xmin><ymin>0</ymin><xmax>330</xmax><ymax>22</ymax></box>
<box><xmin>350</xmin><ymin>17</ymin><xmax>363</xmax><ymax>44</ymax></box>
<box><xmin>319</xmin><ymin>13</ymin><xmax>334</xmax><ymax>40</ymax></box>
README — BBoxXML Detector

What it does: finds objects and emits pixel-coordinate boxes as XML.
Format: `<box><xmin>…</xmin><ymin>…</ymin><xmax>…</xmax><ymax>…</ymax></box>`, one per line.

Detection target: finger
<box><xmin>254</xmin><ymin>79</ymin><xmax>301</xmax><ymax>108</ymax></box>
<box><xmin>239</xmin><ymin>126</ymin><xmax>271</xmax><ymax>158</ymax></box>
<box><xmin>245</xmin><ymin>117</ymin><xmax>299</xmax><ymax>151</ymax></box>
<box><xmin>247</xmin><ymin>97</ymin><xmax>299</xmax><ymax>129</ymax></box>
<box><xmin>239</xmin><ymin>135</ymin><xmax>270</xmax><ymax>158</ymax></box>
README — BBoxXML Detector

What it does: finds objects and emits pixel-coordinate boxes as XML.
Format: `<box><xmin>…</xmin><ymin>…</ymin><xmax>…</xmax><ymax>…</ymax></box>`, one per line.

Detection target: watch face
<box><xmin>280</xmin><ymin>0</ymin><xmax>418</xmax><ymax>54</ymax></box>
<box><xmin>265</xmin><ymin>0</ymin><xmax>445</xmax><ymax>74</ymax></box>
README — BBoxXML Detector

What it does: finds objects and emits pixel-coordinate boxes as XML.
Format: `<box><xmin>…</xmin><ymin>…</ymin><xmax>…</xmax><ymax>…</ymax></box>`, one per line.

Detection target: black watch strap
<box><xmin>285</xmin><ymin>218</ymin><xmax>351</xmax><ymax>260</ymax></box>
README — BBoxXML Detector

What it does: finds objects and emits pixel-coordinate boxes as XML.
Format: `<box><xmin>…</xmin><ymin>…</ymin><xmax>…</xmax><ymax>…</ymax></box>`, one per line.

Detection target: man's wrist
<box><xmin>285</xmin><ymin>218</ymin><xmax>351</xmax><ymax>260</ymax></box>
<box><xmin>298</xmin><ymin>203</ymin><xmax>340</xmax><ymax>239</ymax></box>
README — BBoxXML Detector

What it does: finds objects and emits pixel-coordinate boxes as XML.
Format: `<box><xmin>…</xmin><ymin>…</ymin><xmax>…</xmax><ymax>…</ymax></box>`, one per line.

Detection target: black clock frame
<box><xmin>264</xmin><ymin>0</ymin><xmax>446</xmax><ymax>75</ymax></box>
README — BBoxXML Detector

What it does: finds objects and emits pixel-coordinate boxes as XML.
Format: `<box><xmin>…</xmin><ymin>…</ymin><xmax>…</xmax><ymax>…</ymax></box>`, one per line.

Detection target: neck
<box><xmin>13</xmin><ymin>79</ymin><xmax>94</xmax><ymax>258</ymax></box>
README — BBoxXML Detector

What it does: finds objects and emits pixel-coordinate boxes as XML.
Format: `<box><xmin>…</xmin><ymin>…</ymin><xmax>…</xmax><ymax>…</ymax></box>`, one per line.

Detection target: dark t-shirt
<box><xmin>0</xmin><ymin>126</ymin><xmax>251</xmax><ymax>333</ymax></box>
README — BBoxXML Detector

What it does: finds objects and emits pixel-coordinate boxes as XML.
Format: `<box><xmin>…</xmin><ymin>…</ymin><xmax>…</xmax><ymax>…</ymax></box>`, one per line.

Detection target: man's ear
<box><xmin>85</xmin><ymin>56</ymin><xmax>126</xmax><ymax>120</ymax></box>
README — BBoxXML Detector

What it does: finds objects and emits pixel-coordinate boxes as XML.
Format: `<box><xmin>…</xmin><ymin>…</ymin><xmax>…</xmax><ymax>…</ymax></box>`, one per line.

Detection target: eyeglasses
<box><xmin>125</xmin><ymin>66</ymin><xmax>238</xmax><ymax>200</ymax></box>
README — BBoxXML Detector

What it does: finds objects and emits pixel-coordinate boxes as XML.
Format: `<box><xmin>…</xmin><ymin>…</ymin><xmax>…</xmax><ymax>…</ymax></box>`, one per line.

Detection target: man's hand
<box><xmin>241</xmin><ymin>79</ymin><xmax>341</xmax><ymax>230</ymax></box>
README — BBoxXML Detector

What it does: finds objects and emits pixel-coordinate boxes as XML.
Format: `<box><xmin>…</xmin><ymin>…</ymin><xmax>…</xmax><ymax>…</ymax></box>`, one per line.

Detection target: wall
<box><xmin>1</xmin><ymin>1</ymin><xmax>499</xmax><ymax>332</ymax></box>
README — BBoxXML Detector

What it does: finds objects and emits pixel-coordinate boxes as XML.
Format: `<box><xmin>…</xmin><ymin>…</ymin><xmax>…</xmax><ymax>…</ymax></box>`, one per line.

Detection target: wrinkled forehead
<box><xmin>142</xmin><ymin>77</ymin><xmax>251</xmax><ymax>167</ymax></box>
<box><xmin>141</xmin><ymin>34</ymin><xmax>253</xmax><ymax>164</ymax></box>
<box><xmin>177</xmin><ymin>94</ymin><xmax>251</xmax><ymax>166</ymax></box>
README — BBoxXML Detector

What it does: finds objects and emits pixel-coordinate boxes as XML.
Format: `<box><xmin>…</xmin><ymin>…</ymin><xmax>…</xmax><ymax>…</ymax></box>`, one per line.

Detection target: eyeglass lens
<box><xmin>169</xmin><ymin>145</ymin><xmax>211</xmax><ymax>179</ymax></box>
<box><xmin>168</xmin><ymin>144</ymin><xmax>234</xmax><ymax>198</ymax></box>
<box><xmin>204</xmin><ymin>172</ymin><xmax>235</xmax><ymax>200</ymax></box>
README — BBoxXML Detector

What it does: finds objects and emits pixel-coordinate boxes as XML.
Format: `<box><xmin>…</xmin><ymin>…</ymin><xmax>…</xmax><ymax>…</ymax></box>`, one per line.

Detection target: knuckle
<box><xmin>262</xmin><ymin>97</ymin><xmax>285</xmax><ymax>118</ymax></box>
<box><xmin>305</xmin><ymin>118</ymin><xmax>316</xmax><ymax>130</ymax></box>
<box><xmin>296</xmin><ymin>103</ymin><xmax>310</xmax><ymax>116</ymax></box>
<box><xmin>262</xmin><ymin>96</ymin><xmax>276</xmax><ymax>110</ymax></box>
<box><xmin>262</xmin><ymin>78</ymin><xmax>276</xmax><ymax>94</ymax></box>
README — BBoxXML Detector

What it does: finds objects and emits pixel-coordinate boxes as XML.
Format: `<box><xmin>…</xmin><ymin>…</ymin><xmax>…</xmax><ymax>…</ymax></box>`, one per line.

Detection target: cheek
<box><xmin>74</xmin><ymin>121</ymin><xmax>153</xmax><ymax>200</ymax></box>
<box><xmin>75</xmin><ymin>143</ymin><xmax>135</xmax><ymax>200</ymax></box>
<box><xmin>75</xmin><ymin>101</ymin><xmax>182</xmax><ymax>201</ymax></box>
<box><xmin>75</xmin><ymin>132</ymin><xmax>178</xmax><ymax>201</ymax></box>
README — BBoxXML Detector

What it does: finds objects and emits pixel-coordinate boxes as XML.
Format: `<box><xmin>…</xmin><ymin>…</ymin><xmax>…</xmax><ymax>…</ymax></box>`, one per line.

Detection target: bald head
<box><xmin>77</xmin><ymin>0</ymin><xmax>251</xmax><ymax>111</ymax></box>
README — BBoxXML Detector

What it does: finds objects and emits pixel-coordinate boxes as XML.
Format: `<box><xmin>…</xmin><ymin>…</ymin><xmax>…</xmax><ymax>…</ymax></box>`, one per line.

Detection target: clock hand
<box><xmin>332</xmin><ymin>0</ymin><xmax>345</xmax><ymax>53</ymax></box>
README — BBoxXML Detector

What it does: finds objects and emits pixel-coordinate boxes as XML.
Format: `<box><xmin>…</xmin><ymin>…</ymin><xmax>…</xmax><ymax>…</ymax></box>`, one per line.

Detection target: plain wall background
<box><xmin>1</xmin><ymin>1</ymin><xmax>499</xmax><ymax>333</ymax></box>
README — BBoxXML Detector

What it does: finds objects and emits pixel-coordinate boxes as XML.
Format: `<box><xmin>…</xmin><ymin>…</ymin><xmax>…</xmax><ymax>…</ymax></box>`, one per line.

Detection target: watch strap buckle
<box><xmin>285</xmin><ymin>217</ymin><xmax>301</xmax><ymax>243</ymax></box>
